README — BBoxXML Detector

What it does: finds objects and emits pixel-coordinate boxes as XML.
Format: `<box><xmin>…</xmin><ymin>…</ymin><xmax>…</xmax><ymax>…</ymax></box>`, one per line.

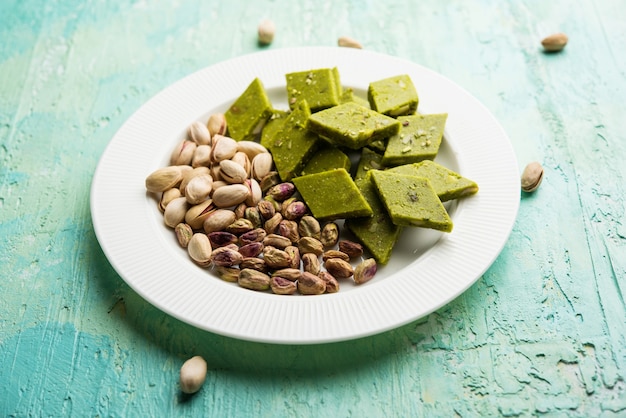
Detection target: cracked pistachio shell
<box><xmin>187</xmin><ymin>121</ymin><xmax>212</xmax><ymax>146</ymax></box>
<box><xmin>237</xmin><ymin>140</ymin><xmax>268</xmax><ymax>161</ymax></box>
<box><xmin>207</xmin><ymin>113</ymin><xmax>227</xmax><ymax>137</ymax></box>
<box><xmin>187</xmin><ymin>233</ymin><xmax>212</xmax><ymax>267</ymax></box>
<box><xmin>210</xmin><ymin>135</ymin><xmax>238</xmax><ymax>163</ymax></box>
<box><xmin>191</xmin><ymin>144</ymin><xmax>212</xmax><ymax>168</ymax></box>
<box><xmin>219</xmin><ymin>159</ymin><xmax>248</xmax><ymax>184</ymax></box>
<box><xmin>250</xmin><ymin>152</ymin><xmax>274</xmax><ymax>181</ymax></box>
<box><xmin>231</xmin><ymin>151</ymin><xmax>251</xmax><ymax>176</ymax></box>
<box><xmin>179</xmin><ymin>167</ymin><xmax>210</xmax><ymax>196</ymax></box>
<box><xmin>164</xmin><ymin>197</ymin><xmax>189</xmax><ymax>228</ymax></box>
<box><xmin>159</xmin><ymin>187</ymin><xmax>182</xmax><ymax>212</ymax></box>
<box><xmin>245</xmin><ymin>179</ymin><xmax>262</xmax><ymax>207</ymax></box>
<box><xmin>184</xmin><ymin>174</ymin><xmax>213</xmax><ymax>204</ymax></box>
<box><xmin>212</xmin><ymin>184</ymin><xmax>250</xmax><ymax>208</ymax></box>
<box><xmin>170</xmin><ymin>140</ymin><xmax>197</xmax><ymax>165</ymax></box>
<box><xmin>203</xmin><ymin>209</ymin><xmax>237</xmax><ymax>234</ymax></box>
<box><xmin>145</xmin><ymin>165</ymin><xmax>185</xmax><ymax>193</ymax></box>
<box><xmin>185</xmin><ymin>199</ymin><xmax>217</xmax><ymax>230</ymax></box>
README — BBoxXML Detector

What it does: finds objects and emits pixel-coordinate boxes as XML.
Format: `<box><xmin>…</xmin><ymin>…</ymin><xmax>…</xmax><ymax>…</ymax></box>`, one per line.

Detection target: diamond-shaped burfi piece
<box><xmin>370</xmin><ymin>170</ymin><xmax>453</xmax><ymax>232</ymax></box>
<box><xmin>345</xmin><ymin>172</ymin><xmax>403</xmax><ymax>265</ymax></box>
<box><xmin>354</xmin><ymin>147</ymin><xmax>384</xmax><ymax>182</ymax></box>
<box><xmin>368</xmin><ymin>74</ymin><xmax>418</xmax><ymax>116</ymax></box>
<box><xmin>292</xmin><ymin>168</ymin><xmax>373</xmax><ymax>220</ymax></box>
<box><xmin>307</xmin><ymin>102</ymin><xmax>400</xmax><ymax>150</ymax></box>
<box><xmin>225</xmin><ymin>78</ymin><xmax>274</xmax><ymax>141</ymax></box>
<box><xmin>388</xmin><ymin>160</ymin><xmax>478</xmax><ymax>202</ymax></box>
<box><xmin>286</xmin><ymin>67</ymin><xmax>341</xmax><ymax>112</ymax></box>
<box><xmin>259</xmin><ymin>110</ymin><xmax>289</xmax><ymax>149</ymax></box>
<box><xmin>382</xmin><ymin>114</ymin><xmax>447</xmax><ymax>166</ymax></box>
<box><xmin>266</xmin><ymin>100</ymin><xmax>319</xmax><ymax>181</ymax></box>
<box><xmin>300</xmin><ymin>145</ymin><xmax>351</xmax><ymax>176</ymax></box>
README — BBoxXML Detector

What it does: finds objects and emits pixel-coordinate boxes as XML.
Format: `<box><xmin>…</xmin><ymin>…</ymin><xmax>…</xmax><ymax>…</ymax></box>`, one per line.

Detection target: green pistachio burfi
<box><xmin>300</xmin><ymin>145</ymin><xmax>351</xmax><ymax>176</ymax></box>
<box><xmin>259</xmin><ymin>110</ymin><xmax>289</xmax><ymax>149</ymax></box>
<box><xmin>286</xmin><ymin>68</ymin><xmax>341</xmax><ymax>112</ymax></box>
<box><xmin>368</xmin><ymin>74</ymin><xmax>418</xmax><ymax>116</ymax></box>
<box><xmin>370</xmin><ymin>170</ymin><xmax>453</xmax><ymax>232</ymax></box>
<box><xmin>388</xmin><ymin>160</ymin><xmax>478</xmax><ymax>202</ymax></box>
<box><xmin>225</xmin><ymin>77</ymin><xmax>274</xmax><ymax>141</ymax></box>
<box><xmin>292</xmin><ymin>168</ymin><xmax>373</xmax><ymax>220</ymax></box>
<box><xmin>354</xmin><ymin>147</ymin><xmax>384</xmax><ymax>182</ymax></box>
<box><xmin>382</xmin><ymin>114</ymin><xmax>447</xmax><ymax>166</ymax></box>
<box><xmin>307</xmin><ymin>102</ymin><xmax>400</xmax><ymax>150</ymax></box>
<box><xmin>345</xmin><ymin>172</ymin><xmax>403</xmax><ymax>265</ymax></box>
<box><xmin>266</xmin><ymin>100</ymin><xmax>319</xmax><ymax>181</ymax></box>
<box><xmin>340</xmin><ymin>88</ymin><xmax>371</xmax><ymax>108</ymax></box>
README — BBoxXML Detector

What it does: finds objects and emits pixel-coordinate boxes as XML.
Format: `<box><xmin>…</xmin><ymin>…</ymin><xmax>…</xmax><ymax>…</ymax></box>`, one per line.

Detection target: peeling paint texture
<box><xmin>1</xmin><ymin>0</ymin><xmax>626</xmax><ymax>416</ymax></box>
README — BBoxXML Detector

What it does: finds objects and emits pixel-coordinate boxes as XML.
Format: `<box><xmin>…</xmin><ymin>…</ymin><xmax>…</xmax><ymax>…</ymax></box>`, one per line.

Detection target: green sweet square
<box><xmin>382</xmin><ymin>113</ymin><xmax>447</xmax><ymax>166</ymax></box>
<box><xmin>292</xmin><ymin>168</ymin><xmax>372</xmax><ymax>220</ymax></box>
<box><xmin>370</xmin><ymin>170</ymin><xmax>453</xmax><ymax>232</ymax></box>
<box><xmin>285</xmin><ymin>67</ymin><xmax>341</xmax><ymax>113</ymax></box>
<box><xmin>367</xmin><ymin>74</ymin><xmax>418</xmax><ymax>116</ymax></box>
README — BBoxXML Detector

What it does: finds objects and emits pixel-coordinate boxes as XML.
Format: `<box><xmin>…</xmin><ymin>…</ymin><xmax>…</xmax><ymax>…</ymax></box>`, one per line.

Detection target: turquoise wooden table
<box><xmin>2</xmin><ymin>0</ymin><xmax>625</xmax><ymax>416</ymax></box>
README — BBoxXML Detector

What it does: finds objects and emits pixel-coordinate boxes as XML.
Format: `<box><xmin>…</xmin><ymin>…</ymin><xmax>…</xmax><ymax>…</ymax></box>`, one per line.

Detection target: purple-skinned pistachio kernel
<box><xmin>354</xmin><ymin>258</ymin><xmax>377</xmax><ymax>284</ymax></box>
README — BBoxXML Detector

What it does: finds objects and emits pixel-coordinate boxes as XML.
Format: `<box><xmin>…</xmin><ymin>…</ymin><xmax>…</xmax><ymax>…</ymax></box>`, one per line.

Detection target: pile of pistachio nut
<box><xmin>145</xmin><ymin>113</ymin><xmax>377</xmax><ymax>295</ymax></box>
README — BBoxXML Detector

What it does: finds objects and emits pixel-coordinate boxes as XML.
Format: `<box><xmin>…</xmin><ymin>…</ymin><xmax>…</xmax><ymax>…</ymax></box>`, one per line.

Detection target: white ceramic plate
<box><xmin>91</xmin><ymin>47</ymin><xmax>519</xmax><ymax>344</ymax></box>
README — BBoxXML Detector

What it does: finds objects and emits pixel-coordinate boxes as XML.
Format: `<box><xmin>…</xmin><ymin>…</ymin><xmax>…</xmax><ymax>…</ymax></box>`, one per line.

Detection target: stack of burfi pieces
<box><xmin>221</xmin><ymin>69</ymin><xmax>479</xmax><ymax>266</ymax></box>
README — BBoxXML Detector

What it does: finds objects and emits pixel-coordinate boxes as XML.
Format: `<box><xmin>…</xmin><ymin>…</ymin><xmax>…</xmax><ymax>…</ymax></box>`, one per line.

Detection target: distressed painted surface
<box><xmin>1</xmin><ymin>0</ymin><xmax>625</xmax><ymax>416</ymax></box>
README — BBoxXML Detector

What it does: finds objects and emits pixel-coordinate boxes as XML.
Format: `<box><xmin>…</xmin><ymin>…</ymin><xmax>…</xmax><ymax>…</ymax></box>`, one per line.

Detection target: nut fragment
<box><xmin>324</xmin><ymin>258</ymin><xmax>354</xmax><ymax>279</ymax></box>
<box><xmin>297</xmin><ymin>272</ymin><xmax>326</xmax><ymax>295</ymax></box>
<box><xmin>238</xmin><ymin>268</ymin><xmax>270</xmax><ymax>291</ymax></box>
<box><xmin>354</xmin><ymin>258</ymin><xmax>377</xmax><ymax>284</ymax></box>
<box><xmin>541</xmin><ymin>33</ymin><xmax>568</xmax><ymax>52</ymax></box>
<box><xmin>338</xmin><ymin>36</ymin><xmax>363</xmax><ymax>49</ymax></box>
<box><xmin>257</xmin><ymin>19</ymin><xmax>275</xmax><ymax>45</ymax></box>
<box><xmin>179</xmin><ymin>356</ymin><xmax>207</xmax><ymax>394</ymax></box>
<box><xmin>521</xmin><ymin>161</ymin><xmax>544</xmax><ymax>192</ymax></box>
